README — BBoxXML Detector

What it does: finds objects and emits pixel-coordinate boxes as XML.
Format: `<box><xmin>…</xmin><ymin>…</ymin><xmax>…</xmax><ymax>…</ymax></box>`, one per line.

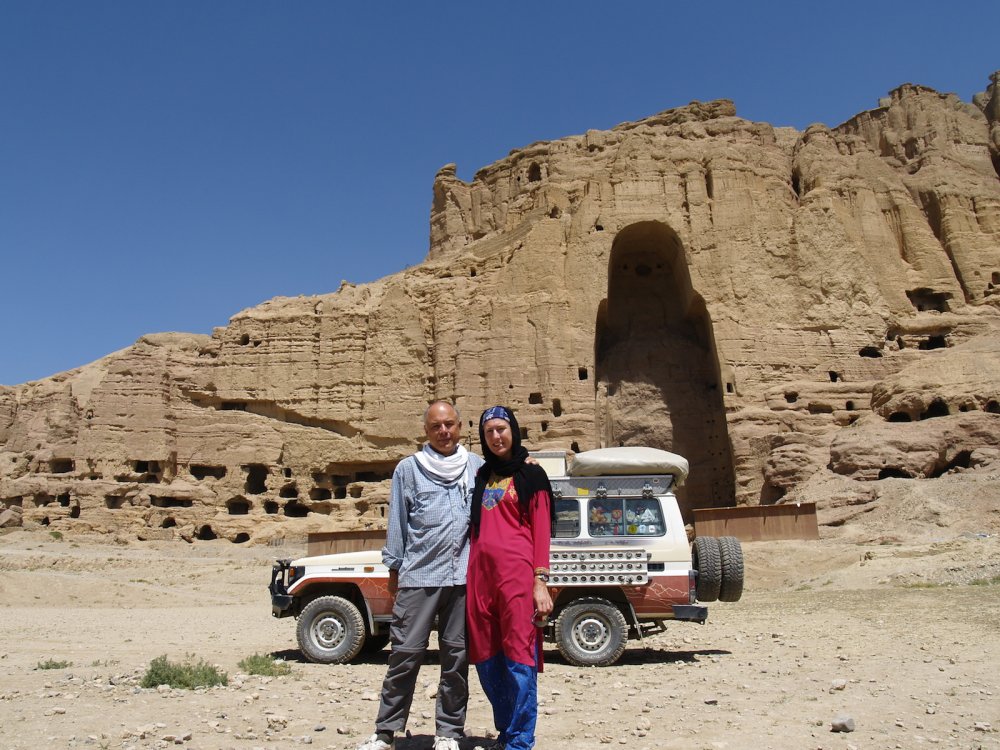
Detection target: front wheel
<box><xmin>554</xmin><ymin>598</ymin><xmax>628</xmax><ymax>667</ymax></box>
<box><xmin>296</xmin><ymin>596</ymin><xmax>366</xmax><ymax>664</ymax></box>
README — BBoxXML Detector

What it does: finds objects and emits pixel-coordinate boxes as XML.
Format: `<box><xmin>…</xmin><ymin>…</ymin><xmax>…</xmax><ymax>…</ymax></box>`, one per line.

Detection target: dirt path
<box><xmin>1</xmin><ymin>530</ymin><xmax>998</xmax><ymax>750</ymax></box>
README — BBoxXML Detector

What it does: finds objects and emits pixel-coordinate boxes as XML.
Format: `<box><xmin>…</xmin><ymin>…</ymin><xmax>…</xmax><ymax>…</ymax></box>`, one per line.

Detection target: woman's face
<box><xmin>482</xmin><ymin>418</ymin><xmax>514</xmax><ymax>460</ymax></box>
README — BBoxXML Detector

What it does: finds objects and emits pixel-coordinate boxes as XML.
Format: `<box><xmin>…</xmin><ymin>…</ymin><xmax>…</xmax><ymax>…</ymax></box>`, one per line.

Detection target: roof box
<box><xmin>569</xmin><ymin>447</ymin><xmax>689</xmax><ymax>485</ymax></box>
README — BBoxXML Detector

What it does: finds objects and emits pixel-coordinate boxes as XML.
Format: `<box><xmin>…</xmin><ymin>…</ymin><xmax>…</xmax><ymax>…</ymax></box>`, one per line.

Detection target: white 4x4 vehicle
<box><xmin>269</xmin><ymin>447</ymin><xmax>743</xmax><ymax>667</ymax></box>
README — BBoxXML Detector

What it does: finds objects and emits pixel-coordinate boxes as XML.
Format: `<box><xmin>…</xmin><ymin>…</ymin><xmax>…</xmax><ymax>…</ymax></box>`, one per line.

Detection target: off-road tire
<box><xmin>718</xmin><ymin>536</ymin><xmax>745</xmax><ymax>602</ymax></box>
<box><xmin>554</xmin><ymin>598</ymin><xmax>629</xmax><ymax>667</ymax></box>
<box><xmin>693</xmin><ymin>536</ymin><xmax>722</xmax><ymax>602</ymax></box>
<box><xmin>296</xmin><ymin>596</ymin><xmax>366</xmax><ymax>664</ymax></box>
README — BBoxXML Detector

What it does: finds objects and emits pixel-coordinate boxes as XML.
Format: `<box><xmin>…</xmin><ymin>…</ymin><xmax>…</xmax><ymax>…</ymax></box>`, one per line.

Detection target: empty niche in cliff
<box><xmin>920</xmin><ymin>398</ymin><xmax>950</xmax><ymax>420</ymax></box>
<box><xmin>161</xmin><ymin>517</ymin><xmax>176</xmax><ymax>528</ymax></box>
<box><xmin>191</xmin><ymin>464</ymin><xmax>226</xmax><ymax>480</ymax></box>
<box><xmin>807</xmin><ymin>402</ymin><xmax>834</xmax><ymax>414</ymax></box>
<box><xmin>263</xmin><ymin>500</ymin><xmax>279</xmax><ymax>514</ymax></box>
<box><xmin>197</xmin><ymin>525</ymin><xmax>217</xmax><ymax>540</ymax></box>
<box><xmin>227</xmin><ymin>497</ymin><xmax>250</xmax><ymax>515</ymax></box>
<box><xmin>570</xmin><ymin>441</ymin><xmax>581</xmax><ymax>453</ymax></box>
<box><xmin>105</xmin><ymin>495</ymin><xmax>126</xmax><ymax>510</ymax></box>
<box><xmin>541</xmin><ymin>421</ymin><xmax>549</xmax><ymax>432</ymax></box>
<box><xmin>283</xmin><ymin>499</ymin><xmax>309</xmax><ymax>518</ymax></box>
<box><xmin>846</xmin><ymin>401</ymin><xmax>856</xmax><ymax>411</ymax></box>
<box><xmin>785</xmin><ymin>392</ymin><xmax>798</xmax><ymax>404</ymax></box>
<box><xmin>878</xmin><ymin>467</ymin><xmax>913</xmax><ymax>479</ymax></box>
<box><xmin>470</xmin><ymin>268</ymin><xmax>477</xmax><ymax>277</ymax></box>
<box><xmin>888</xmin><ymin>412</ymin><xmax>912</xmax><ymax>422</ymax></box>
<box><xmin>930</xmin><ymin>450</ymin><xmax>972</xmax><ymax>478</ymax></box>
<box><xmin>151</xmin><ymin>497</ymin><xmax>192</xmax><ymax>508</ymax></box>
<box><xmin>578</xmin><ymin>368</ymin><xmax>588</xmax><ymax>380</ymax></box>
<box><xmin>279</xmin><ymin>484</ymin><xmax>298</xmax><ymax>499</ymax></box>
<box><xmin>790</xmin><ymin>169</ymin><xmax>800</xmax><ymax>199</ymax></box>
<box><xmin>528</xmin><ymin>162</ymin><xmax>542</xmax><ymax>182</ymax></box>
<box><xmin>34</xmin><ymin>493</ymin><xmax>54</xmax><ymax>507</ymax></box>
<box><xmin>349</xmin><ymin>486</ymin><xmax>363</xmax><ymax>499</ymax></box>
<box><xmin>283</xmin><ymin>467</ymin><xmax>292</xmax><ymax>478</ymax></box>
<box><xmin>221</xmin><ymin>402</ymin><xmax>248</xmax><ymax>411</ymax></box>
<box><xmin>57</xmin><ymin>493</ymin><xmax>71</xmax><ymax>507</ymax></box>
<box><xmin>859</xmin><ymin>346</ymin><xmax>882</xmax><ymax>358</ymax></box>
<box><xmin>244</xmin><ymin>464</ymin><xmax>268</xmax><ymax>494</ymax></box>
<box><xmin>356</xmin><ymin>470</ymin><xmax>392</xmax><ymax>482</ymax></box>
<box><xmin>41</xmin><ymin>516</ymin><xmax>50</xmax><ymax>526</ymax></box>
<box><xmin>520</xmin><ymin>426</ymin><xmax>529</xmax><ymax>439</ymax></box>
<box><xmin>986</xmin><ymin>400</ymin><xmax>1000</xmax><ymax>414</ymax></box>
<box><xmin>552</xmin><ymin>399</ymin><xmax>562</xmax><ymax>417</ymax></box>
<box><xmin>69</xmin><ymin>504</ymin><xmax>80</xmax><ymax>519</ymax></box>
<box><xmin>829</xmin><ymin>371</ymin><xmax>841</xmax><ymax>383</ymax></box>
<box><xmin>334</xmin><ymin>486</ymin><xmax>347</xmax><ymax>499</ymax></box>
<box><xmin>549</xmin><ymin>206</ymin><xmax>561</xmax><ymax>219</ymax></box>
<box><xmin>906</xmin><ymin>288</ymin><xmax>951</xmax><ymax>313</ymax></box>
<box><xmin>529</xmin><ymin>392</ymin><xmax>543</xmax><ymax>404</ymax></box>
<box><xmin>239</xmin><ymin>334</ymin><xmax>250</xmax><ymax>346</ymax></box>
<box><xmin>49</xmin><ymin>459</ymin><xmax>74</xmax><ymax>474</ymax></box>
<box><xmin>233</xmin><ymin>533</ymin><xmax>250</xmax><ymax>544</ymax></box>
<box><xmin>760</xmin><ymin>481</ymin><xmax>786</xmax><ymax>505</ymax></box>
<box><xmin>310</xmin><ymin>487</ymin><xmax>332</xmax><ymax>501</ymax></box>
<box><xmin>919</xmin><ymin>335</ymin><xmax>948</xmax><ymax>350</ymax></box>
<box><xmin>596</xmin><ymin>220</ymin><xmax>736</xmax><ymax>514</ymax></box>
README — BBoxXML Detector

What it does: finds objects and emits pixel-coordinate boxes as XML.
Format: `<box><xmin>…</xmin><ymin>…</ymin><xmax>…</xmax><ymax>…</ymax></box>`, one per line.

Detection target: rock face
<box><xmin>2</xmin><ymin>75</ymin><xmax>1000</xmax><ymax>543</ymax></box>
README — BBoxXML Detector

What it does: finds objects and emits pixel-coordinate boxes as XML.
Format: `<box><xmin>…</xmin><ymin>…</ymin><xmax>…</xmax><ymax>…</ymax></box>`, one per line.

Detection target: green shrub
<box><xmin>48</xmin><ymin>531</ymin><xmax>63</xmax><ymax>540</ymax></box>
<box><xmin>140</xmin><ymin>654</ymin><xmax>228</xmax><ymax>689</ymax></box>
<box><xmin>238</xmin><ymin>653</ymin><xmax>292</xmax><ymax>677</ymax></box>
<box><xmin>36</xmin><ymin>658</ymin><xmax>72</xmax><ymax>670</ymax></box>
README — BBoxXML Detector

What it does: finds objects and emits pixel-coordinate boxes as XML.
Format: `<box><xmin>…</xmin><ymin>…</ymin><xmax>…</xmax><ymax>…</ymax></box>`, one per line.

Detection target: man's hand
<box><xmin>388</xmin><ymin>568</ymin><xmax>399</xmax><ymax>596</ymax></box>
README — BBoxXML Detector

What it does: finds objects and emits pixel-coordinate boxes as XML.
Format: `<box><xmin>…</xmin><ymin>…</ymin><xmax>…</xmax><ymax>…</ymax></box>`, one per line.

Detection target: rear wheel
<box><xmin>554</xmin><ymin>598</ymin><xmax>628</xmax><ymax>667</ymax></box>
<box><xmin>693</xmin><ymin>536</ymin><xmax>722</xmax><ymax>602</ymax></box>
<box><xmin>297</xmin><ymin>596</ymin><xmax>366</xmax><ymax>664</ymax></box>
<box><xmin>718</xmin><ymin>536</ymin><xmax>745</xmax><ymax>602</ymax></box>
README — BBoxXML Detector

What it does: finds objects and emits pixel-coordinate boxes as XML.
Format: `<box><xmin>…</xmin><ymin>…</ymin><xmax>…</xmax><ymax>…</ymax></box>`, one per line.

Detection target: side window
<box><xmin>552</xmin><ymin>498</ymin><xmax>580</xmax><ymax>538</ymax></box>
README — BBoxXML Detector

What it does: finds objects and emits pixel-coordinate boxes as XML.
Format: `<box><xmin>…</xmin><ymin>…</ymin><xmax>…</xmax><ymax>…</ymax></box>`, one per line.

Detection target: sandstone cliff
<box><xmin>2</xmin><ymin>74</ymin><xmax>999</xmax><ymax>543</ymax></box>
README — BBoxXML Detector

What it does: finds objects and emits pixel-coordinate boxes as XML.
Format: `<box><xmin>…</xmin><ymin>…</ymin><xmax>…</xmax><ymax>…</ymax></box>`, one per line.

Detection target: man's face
<box><xmin>424</xmin><ymin>403</ymin><xmax>461</xmax><ymax>456</ymax></box>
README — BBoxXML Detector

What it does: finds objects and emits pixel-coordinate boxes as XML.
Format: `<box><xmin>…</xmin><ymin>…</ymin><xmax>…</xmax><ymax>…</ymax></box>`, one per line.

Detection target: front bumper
<box><xmin>270</xmin><ymin>560</ymin><xmax>295</xmax><ymax>618</ymax></box>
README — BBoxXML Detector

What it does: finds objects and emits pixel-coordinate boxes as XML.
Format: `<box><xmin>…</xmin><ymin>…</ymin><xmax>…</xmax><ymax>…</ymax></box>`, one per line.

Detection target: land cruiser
<box><xmin>269</xmin><ymin>447</ymin><xmax>743</xmax><ymax>667</ymax></box>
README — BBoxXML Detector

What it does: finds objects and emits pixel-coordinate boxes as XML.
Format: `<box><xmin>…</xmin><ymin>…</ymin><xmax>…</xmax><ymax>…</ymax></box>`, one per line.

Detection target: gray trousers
<box><xmin>374</xmin><ymin>586</ymin><xmax>468</xmax><ymax>739</ymax></box>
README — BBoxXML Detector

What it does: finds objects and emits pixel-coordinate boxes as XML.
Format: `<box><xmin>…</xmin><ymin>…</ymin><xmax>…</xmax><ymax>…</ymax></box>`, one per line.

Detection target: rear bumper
<box><xmin>671</xmin><ymin>604</ymin><xmax>708</xmax><ymax>624</ymax></box>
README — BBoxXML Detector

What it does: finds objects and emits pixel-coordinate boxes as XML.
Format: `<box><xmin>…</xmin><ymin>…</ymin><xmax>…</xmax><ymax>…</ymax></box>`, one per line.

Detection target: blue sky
<box><xmin>2</xmin><ymin>1</ymin><xmax>997</xmax><ymax>385</ymax></box>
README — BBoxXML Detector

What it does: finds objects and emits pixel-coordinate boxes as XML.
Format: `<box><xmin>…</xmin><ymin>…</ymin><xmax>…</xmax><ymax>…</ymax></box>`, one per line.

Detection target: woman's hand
<box><xmin>533</xmin><ymin>577</ymin><xmax>553</xmax><ymax>617</ymax></box>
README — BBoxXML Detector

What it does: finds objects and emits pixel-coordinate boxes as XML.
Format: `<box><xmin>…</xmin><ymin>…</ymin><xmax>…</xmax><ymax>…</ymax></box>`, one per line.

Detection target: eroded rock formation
<box><xmin>2</xmin><ymin>74</ymin><xmax>999</xmax><ymax>543</ymax></box>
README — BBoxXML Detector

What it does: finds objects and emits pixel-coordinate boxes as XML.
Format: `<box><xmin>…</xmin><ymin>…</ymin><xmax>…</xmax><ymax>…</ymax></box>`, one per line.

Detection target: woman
<box><xmin>467</xmin><ymin>405</ymin><xmax>553</xmax><ymax>750</ymax></box>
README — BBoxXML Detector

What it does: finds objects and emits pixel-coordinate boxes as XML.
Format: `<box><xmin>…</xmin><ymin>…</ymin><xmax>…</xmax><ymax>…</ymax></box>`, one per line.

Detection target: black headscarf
<box><xmin>471</xmin><ymin>405</ymin><xmax>554</xmax><ymax>537</ymax></box>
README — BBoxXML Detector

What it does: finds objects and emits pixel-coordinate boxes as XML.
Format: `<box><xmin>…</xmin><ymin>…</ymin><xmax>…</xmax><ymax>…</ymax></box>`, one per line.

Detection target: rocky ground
<box><xmin>2</xmin><ymin>484</ymin><xmax>999</xmax><ymax>750</ymax></box>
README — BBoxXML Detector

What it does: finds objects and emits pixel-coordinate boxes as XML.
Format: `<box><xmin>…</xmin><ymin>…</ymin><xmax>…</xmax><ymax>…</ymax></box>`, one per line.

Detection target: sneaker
<box><xmin>357</xmin><ymin>734</ymin><xmax>393</xmax><ymax>750</ymax></box>
<box><xmin>433</xmin><ymin>737</ymin><xmax>461</xmax><ymax>750</ymax></box>
<box><xmin>472</xmin><ymin>741</ymin><xmax>504</xmax><ymax>750</ymax></box>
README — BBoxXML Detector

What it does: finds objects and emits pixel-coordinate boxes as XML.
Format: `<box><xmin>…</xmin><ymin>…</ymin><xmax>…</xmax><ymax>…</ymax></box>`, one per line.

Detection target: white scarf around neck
<box><xmin>414</xmin><ymin>443</ymin><xmax>470</xmax><ymax>484</ymax></box>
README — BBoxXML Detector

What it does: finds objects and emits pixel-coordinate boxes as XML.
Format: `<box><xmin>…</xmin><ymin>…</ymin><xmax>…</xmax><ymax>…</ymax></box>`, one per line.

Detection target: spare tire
<box><xmin>718</xmin><ymin>536</ymin><xmax>745</xmax><ymax>602</ymax></box>
<box><xmin>692</xmin><ymin>536</ymin><xmax>722</xmax><ymax>602</ymax></box>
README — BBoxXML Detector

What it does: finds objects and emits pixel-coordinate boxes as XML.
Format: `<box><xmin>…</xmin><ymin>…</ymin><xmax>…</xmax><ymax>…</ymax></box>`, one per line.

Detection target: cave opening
<box><xmin>594</xmin><ymin>220</ymin><xmax>735</xmax><ymax>518</ymax></box>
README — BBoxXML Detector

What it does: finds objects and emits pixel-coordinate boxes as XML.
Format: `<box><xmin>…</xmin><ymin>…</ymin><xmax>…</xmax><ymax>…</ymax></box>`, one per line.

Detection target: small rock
<box><xmin>336</xmin><ymin>727</ymin><xmax>350</xmax><ymax>735</ymax></box>
<box><xmin>829</xmin><ymin>679</ymin><xmax>847</xmax><ymax>692</ymax></box>
<box><xmin>831</xmin><ymin>715</ymin><xmax>856</xmax><ymax>733</ymax></box>
<box><xmin>974</xmin><ymin>722</ymin><xmax>992</xmax><ymax>732</ymax></box>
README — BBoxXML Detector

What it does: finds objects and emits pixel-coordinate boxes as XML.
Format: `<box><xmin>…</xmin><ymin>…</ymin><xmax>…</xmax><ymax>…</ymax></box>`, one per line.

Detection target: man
<box><xmin>358</xmin><ymin>401</ymin><xmax>484</xmax><ymax>750</ymax></box>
